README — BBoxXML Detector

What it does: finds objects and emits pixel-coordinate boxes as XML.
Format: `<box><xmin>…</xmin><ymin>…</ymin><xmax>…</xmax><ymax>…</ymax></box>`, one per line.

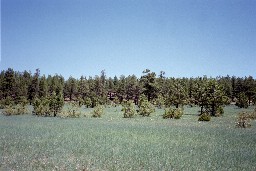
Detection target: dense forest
<box><xmin>0</xmin><ymin>68</ymin><xmax>255</xmax><ymax>118</ymax></box>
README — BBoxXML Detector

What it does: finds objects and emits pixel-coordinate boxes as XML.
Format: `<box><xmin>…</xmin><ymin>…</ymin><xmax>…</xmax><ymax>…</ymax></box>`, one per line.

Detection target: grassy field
<box><xmin>0</xmin><ymin>105</ymin><xmax>256</xmax><ymax>171</ymax></box>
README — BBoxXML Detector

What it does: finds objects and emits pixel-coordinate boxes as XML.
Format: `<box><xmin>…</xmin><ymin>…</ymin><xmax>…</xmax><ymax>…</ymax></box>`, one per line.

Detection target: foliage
<box><xmin>140</xmin><ymin>69</ymin><xmax>158</xmax><ymax>102</ymax></box>
<box><xmin>92</xmin><ymin>105</ymin><xmax>104</xmax><ymax>117</ymax></box>
<box><xmin>1</xmin><ymin>68</ymin><xmax>256</xmax><ymax>114</ymax></box>
<box><xmin>2</xmin><ymin>104</ymin><xmax>29</xmax><ymax>116</ymax></box>
<box><xmin>138</xmin><ymin>99</ymin><xmax>155</xmax><ymax>117</ymax></box>
<box><xmin>113</xmin><ymin>96</ymin><xmax>120</xmax><ymax>106</ymax></box>
<box><xmin>28</xmin><ymin>69</ymin><xmax>40</xmax><ymax>103</ymax></box>
<box><xmin>165</xmin><ymin>79</ymin><xmax>188</xmax><ymax>108</ymax></box>
<box><xmin>138</xmin><ymin>94</ymin><xmax>147</xmax><ymax>107</ymax></box>
<box><xmin>16</xmin><ymin>96</ymin><xmax>29</xmax><ymax>106</ymax></box>
<box><xmin>215</xmin><ymin>106</ymin><xmax>224</xmax><ymax>117</ymax></box>
<box><xmin>64</xmin><ymin>76</ymin><xmax>78</xmax><ymax>101</ymax></box>
<box><xmin>84</xmin><ymin>97</ymin><xmax>92</xmax><ymax>108</ymax></box>
<box><xmin>251</xmin><ymin>108</ymin><xmax>256</xmax><ymax>120</ymax></box>
<box><xmin>49</xmin><ymin>92</ymin><xmax>64</xmax><ymax>117</ymax></box>
<box><xmin>236</xmin><ymin>112</ymin><xmax>251</xmax><ymax>128</ymax></box>
<box><xmin>198</xmin><ymin>113</ymin><xmax>211</xmax><ymax>121</ymax></box>
<box><xmin>0</xmin><ymin>96</ymin><xmax>14</xmax><ymax>109</ymax></box>
<box><xmin>61</xmin><ymin>101</ymin><xmax>81</xmax><ymax>118</ymax></box>
<box><xmin>32</xmin><ymin>92</ymin><xmax>64</xmax><ymax>117</ymax></box>
<box><xmin>122</xmin><ymin>100</ymin><xmax>137</xmax><ymax>118</ymax></box>
<box><xmin>32</xmin><ymin>96</ymin><xmax>50</xmax><ymax>116</ymax></box>
<box><xmin>163</xmin><ymin>107</ymin><xmax>183</xmax><ymax>119</ymax></box>
<box><xmin>235</xmin><ymin>92</ymin><xmax>249</xmax><ymax>108</ymax></box>
<box><xmin>194</xmin><ymin>78</ymin><xmax>228</xmax><ymax>116</ymax></box>
<box><xmin>154</xmin><ymin>94</ymin><xmax>165</xmax><ymax>108</ymax></box>
<box><xmin>236</xmin><ymin>107</ymin><xmax>256</xmax><ymax>128</ymax></box>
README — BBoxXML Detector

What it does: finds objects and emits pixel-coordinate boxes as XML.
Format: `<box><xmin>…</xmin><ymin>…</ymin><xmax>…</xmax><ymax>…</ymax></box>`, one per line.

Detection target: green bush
<box><xmin>1</xmin><ymin>96</ymin><xmax>29</xmax><ymax>116</ymax></box>
<box><xmin>154</xmin><ymin>95</ymin><xmax>165</xmax><ymax>109</ymax></box>
<box><xmin>138</xmin><ymin>100</ymin><xmax>155</xmax><ymax>117</ymax></box>
<box><xmin>113</xmin><ymin>97</ymin><xmax>120</xmax><ymax>106</ymax></box>
<box><xmin>77</xmin><ymin>97</ymin><xmax>84</xmax><ymax>107</ymax></box>
<box><xmin>122</xmin><ymin>100</ymin><xmax>137</xmax><ymax>118</ymax></box>
<box><xmin>49</xmin><ymin>92</ymin><xmax>64</xmax><ymax>117</ymax></box>
<box><xmin>236</xmin><ymin>93</ymin><xmax>249</xmax><ymax>108</ymax></box>
<box><xmin>0</xmin><ymin>96</ymin><xmax>14</xmax><ymax>109</ymax></box>
<box><xmin>236</xmin><ymin>108</ymin><xmax>256</xmax><ymax>128</ymax></box>
<box><xmin>236</xmin><ymin>112</ymin><xmax>251</xmax><ymax>128</ymax></box>
<box><xmin>60</xmin><ymin>102</ymin><xmax>81</xmax><ymax>118</ymax></box>
<box><xmin>32</xmin><ymin>93</ymin><xmax>64</xmax><ymax>117</ymax></box>
<box><xmin>138</xmin><ymin>94</ymin><xmax>147</xmax><ymax>108</ymax></box>
<box><xmin>3</xmin><ymin>104</ymin><xmax>29</xmax><ymax>116</ymax></box>
<box><xmin>216</xmin><ymin>106</ymin><xmax>224</xmax><ymax>117</ymax></box>
<box><xmin>2</xmin><ymin>105</ymin><xmax>16</xmax><ymax>116</ymax></box>
<box><xmin>92</xmin><ymin>105</ymin><xmax>104</xmax><ymax>118</ymax></box>
<box><xmin>163</xmin><ymin>108</ymin><xmax>183</xmax><ymax>119</ymax></box>
<box><xmin>84</xmin><ymin>97</ymin><xmax>92</xmax><ymax>108</ymax></box>
<box><xmin>198</xmin><ymin>113</ymin><xmax>211</xmax><ymax>121</ymax></box>
<box><xmin>249</xmin><ymin>108</ymin><xmax>256</xmax><ymax>120</ymax></box>
<box><xmin>32</xmin><ymin>97</ymin><xmax>50</xmax><ymax>116</ymax></box>
<box><xmin>16</xmin><ymin>96</ymin><xmax>29</xmax><ymax>106</ymax></box>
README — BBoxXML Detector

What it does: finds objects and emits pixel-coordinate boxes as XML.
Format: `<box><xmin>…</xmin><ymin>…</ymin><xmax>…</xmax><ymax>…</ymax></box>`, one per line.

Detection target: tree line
<box><xmin>0</xmin><ymin>68</ymin><xmax>256</xmax><ymax>117</ymax></box>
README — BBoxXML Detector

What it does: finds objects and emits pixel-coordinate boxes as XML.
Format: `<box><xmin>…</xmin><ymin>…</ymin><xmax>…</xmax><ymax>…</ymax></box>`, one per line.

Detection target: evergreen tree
<box><xmin>166</xmin><ymin>79</ymin><xmax>188</xmax><ymax>108</ymax></box>
<box><xmin>28</xmin><ymin>69</ymin><xmax>40</xmax><ymax>103</ymax></box>
<box><xmin>77</xmin><ymin>76</ymin><xmax>89</xmax><ymax>101</ymax></box>
<box><xmin>39</xmin><ymin>75</ymin><xmax>48</xmax><ymax>98</ymax></box>
<box><xmin>49</xmin><ymin>91</ymin><xmax>64</xmax><ymax>117</ymax></box>
<box><xmin>194</xmin><ymin>78</ymin><xmax>228</xmax><ymax>116</ymax></box>
<box><xmin>3</xmin><ymin>68</ymin><xmax>16</xmax><ymax>99</ymax></box>
<box><xmin>244</xmin><ymin>76</ymin><xmax>255</xmax><ymax>105</ymax></box>
<box><xmin>125</xmin><ymin>75</ymin><xmax>140</xmax><ymax>102</ymax></box>
<box><xmin>0</xmin><ymin>71</ymin><xmax>5</xmax><ymax>99</ymax></box>
<box><xmin>140</xmin><ymin>69</ymin><xmax>158</xmax><ymax>102</ymax></box>
<box><xmin>64</xmin><ymin>76</ymin><xmax>78</xmax><ymax>101</ymax></box>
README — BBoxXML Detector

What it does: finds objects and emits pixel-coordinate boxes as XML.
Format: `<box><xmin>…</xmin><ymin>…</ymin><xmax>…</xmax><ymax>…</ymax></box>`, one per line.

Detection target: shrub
<box><xmin>249</xmin><ymin>108</ymin><xmax>256</xmax><ymax>120</ymax></box>
<box><xmin>60</xmin><ymin>101</ymin><xmax>81</xmax><ymax>118</ymax></box>
<box><xmin>32</xmin><ymin>97</ymin><xmax>50</xmax><ymax>116</ymax></box>
<box><xmin>84</xmin><ymin>97</ymin><xmax>92</xmax><ymax>108</ymax></box>
<box><xmin>138</xmin><ymin>100</ymin><xmax>155</xmax><ymax>117</ymax></box>
<box><xmin>92</xmin><ymin>105</ymin><xmax>104</xmax><ymax>118</ymax></box>
<box><xmin>77</xmin><ymin>97</ymin><xmax>84</xmax><ymax>107</ymax></box>
<box><xmin>138</xmin><ymin>94</ymin><xmax>147</xmax><ymax>108</ymax></box>
<box><xmin>113</xmin><ymin>97</ymin><xmax>120</xmax><ymax>106</ymax></box>
<box><xmin>236</xmin><ymin>93</ymin><xmax>249</xmax><ymax>108</ymax></box>
<box><xmin>215</xmin><ymin>106</ymin><xmax>224</xmax><ymax>117</ymax></box>
<box><xmin>236</xmin><ymin>112</ymin><xmax>251</xmax><ymax>128</ymax></box>
<box><xmin>154</xmin><ymin>95</ymin><xmax>165</xmax><ymax>109</ymax></box>
<box><xmin>2</xmin><ymin>105</ymin><xmax>16</xmax><ymax>116</ymax></box>
<box><xmin>198</xmin><ymin>113</ymin><xmax>211</xmax><ymax>121</ymax></box>
<box><xmin>122</xmin><ymin>100</ymin><xmax>137</xmax><ymax>118</ymax></box>
<box><xmin>236</xmin><ymin>108</ymin><xmax>256</xmax><ymax>128</ymax></box>
<box><xmin>0</xmin><ymin>96</ymin><xmax>14</xmax><ymax>109</ymax></box>
<box><xmin>1</xmin><ymin>96</ymin><xmax>29</xmax><ymax>116</ymax></box>
<box><xmin>16</xmin><ymin>96</ymin><xmax>29</xmax><ymax>106</ymax></box>
<box><xmin>3</xmin><ymin>104</ymin><xmax>28</xmax><ymax>116</ymax></box>
<box><xmin>49</xmin><ymin>92</ymin><xmax>64</xmax><ymax>117</ymax></box>
<box><xmin>163</xmin><ymin>108</ymin><xmax>183</xmax><ymax>119</ymax></box>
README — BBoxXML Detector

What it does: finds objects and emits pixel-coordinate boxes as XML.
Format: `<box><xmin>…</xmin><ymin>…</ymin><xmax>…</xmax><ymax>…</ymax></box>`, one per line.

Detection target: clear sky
<box><xmin>1</xmin><ymin>0</ymin><xmax>256</xmax><ymax>79</ymax></box>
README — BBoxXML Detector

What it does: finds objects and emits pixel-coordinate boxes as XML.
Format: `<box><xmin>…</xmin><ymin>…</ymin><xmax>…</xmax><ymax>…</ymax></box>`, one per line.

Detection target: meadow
<box><xmin>0</xmin><ymin>105</ymin><xmax>256</xmax><ymax>171</ymax></box>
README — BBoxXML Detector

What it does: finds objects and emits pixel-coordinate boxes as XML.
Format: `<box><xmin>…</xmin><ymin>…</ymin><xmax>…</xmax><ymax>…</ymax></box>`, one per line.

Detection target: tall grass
<box><xmin>0</xmin><ymin>105</ymin><xmax>255</xmax><ymax>170</ymax></box>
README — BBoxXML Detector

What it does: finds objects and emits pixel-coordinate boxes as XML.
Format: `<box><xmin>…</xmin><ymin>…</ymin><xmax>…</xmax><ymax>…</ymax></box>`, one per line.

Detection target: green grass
<box><xmin>0</xmin><ymin>105</ymin><xmax>256</xmax><ymax>170</ymax></box>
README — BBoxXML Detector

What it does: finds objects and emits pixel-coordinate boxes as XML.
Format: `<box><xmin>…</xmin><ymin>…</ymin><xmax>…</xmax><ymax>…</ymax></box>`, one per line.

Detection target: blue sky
<box><xmin>1</xmin><ymin>0</ymin><xmax>256</xmax><ymax>79</ymax></box>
